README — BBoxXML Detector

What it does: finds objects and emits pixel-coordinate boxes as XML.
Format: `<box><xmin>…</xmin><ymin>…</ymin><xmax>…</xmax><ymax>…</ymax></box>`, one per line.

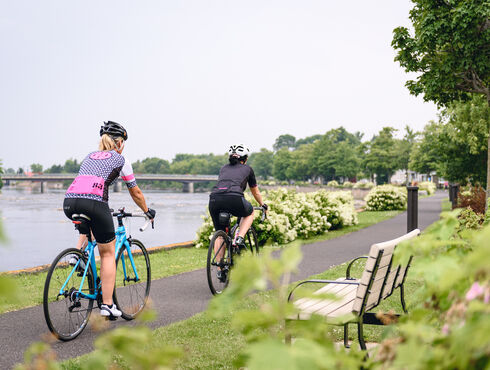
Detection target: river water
<box><xmin>0</xmin><ymin>188</ymin><xmax>209</xmax><ymax>272</ymax></box>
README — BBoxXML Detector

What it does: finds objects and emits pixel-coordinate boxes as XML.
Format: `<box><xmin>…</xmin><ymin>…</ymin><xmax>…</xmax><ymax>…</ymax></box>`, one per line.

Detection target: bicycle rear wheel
<box><xmin>43</xmin><ymin>248</ymin><xmax>94</xmax><ymax>341</ymax></box>
<box><xmin>207</xmin><ymin>230</ymin><xmax>231</xmax><ymax>295</ymax></box>
<box><xmin>113</xmin><ymin>239</ymin><xmax>151</xmax><ymax>320</ymax></box>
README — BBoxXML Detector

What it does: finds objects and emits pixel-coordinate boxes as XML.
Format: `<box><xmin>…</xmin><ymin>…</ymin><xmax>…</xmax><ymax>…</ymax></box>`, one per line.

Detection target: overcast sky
<box><xmin>0</xmin><ymin>1</ymin><xmax>439</xmax><ymax>170</ymax></box>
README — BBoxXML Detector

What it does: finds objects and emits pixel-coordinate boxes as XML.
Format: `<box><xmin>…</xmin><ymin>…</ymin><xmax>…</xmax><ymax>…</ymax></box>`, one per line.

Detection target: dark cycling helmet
<box><xmin>100</xmin><ymin>121</ymin><xmax>128</xmax><ymax>141</ymax></box>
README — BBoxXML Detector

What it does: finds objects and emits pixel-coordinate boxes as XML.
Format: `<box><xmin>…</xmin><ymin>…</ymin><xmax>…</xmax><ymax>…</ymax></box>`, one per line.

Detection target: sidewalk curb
<box><xmin>2</xmin><ymin>240</ymin><xmax>195</xmax><ymax>276</ymax></box>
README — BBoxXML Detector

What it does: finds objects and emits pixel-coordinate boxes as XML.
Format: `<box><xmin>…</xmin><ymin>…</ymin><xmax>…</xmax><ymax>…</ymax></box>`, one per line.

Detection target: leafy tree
<box><xmin>295</xmin><ymin>134</ymin><xmax>322</xmax><ymax>147</ymax></box>
<box><xmin>133</xmin><ymin>157</ymin><xmax>170</xmax><ymax>174</ymax></box>
<box><xmin>409</xmin><ymin>121</ymin><xmax>441</xmax><ymax>176</ymax></box>
<box><xmin>30</xmin><ymin>163</ymin><xmax>43</xmax><ymax>173</ymax></box>
<box><xmin>17</xmin><ymin>167</ymin><xmax>24</xmax><ymax>174</ymax></box>
<box><xmin>332</xmin><ymin>141</ymin><xmax>361</xmax><ymax>180</ymax></box>
<box><xmin>63</xmin><ymin>158</ymin><xmax>80</xmax><ymax>173</ymax></box>
<box><xmin>392</xmin><ymin>0</ymin><xmax>490</xmax><ymax>192</ymax></box>
<box><xmin>173</xmin><ymin>153</ymin><xmax>196</xmax><ymax>163</ymax></box>
<box><xmin>436</xmin><ymin>97</ymin><xmax>489</xmax><ymax>184</ymax></box>
<box><xmin>6</xmin><ymin>168</ymin><xmax>15</xmax><ymax>174</ymax></box>
<box><xmin>363</xmin><ymin>127</ymin><xmax>400</xmax><ymax>184</ymax></box>
<box><xmin>397</xmin><ymin>126</ymin><xmax>417</xmax><ymax>185</ymax></box>
<box><xmin>286</xmin><ymin>144</ymin><xmax>315</xmax><ymax>181</ymax></box>
<box><xmin>312</xmin><ymin>127</ymin><xmax>362</xmax><ymax>182</ymax></box>
<box><xmin>273</xmin><ymin>134</ymin><xmax>296</xmax><ymax>151</ymax></box>
<box><xmin>272</xmin><ymin>148</ymin><xmax>292</xmax><ymax>181</ymax></box>
<box><xmin>45</xmin><ymin>164</ymin><xmax>63</xmax><ymax>174</ymax></box>
<box><xmin>248</xmin><ymin>148</ymin><xmax>274</xmax><ymax>179</ymax></box>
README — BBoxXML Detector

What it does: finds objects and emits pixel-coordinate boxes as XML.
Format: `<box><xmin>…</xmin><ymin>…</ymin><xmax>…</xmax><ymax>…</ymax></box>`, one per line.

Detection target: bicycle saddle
<box><xmin>71</xmin><ymin>214</ymin><xmax>91</xmax><ymax>235</ymax></box>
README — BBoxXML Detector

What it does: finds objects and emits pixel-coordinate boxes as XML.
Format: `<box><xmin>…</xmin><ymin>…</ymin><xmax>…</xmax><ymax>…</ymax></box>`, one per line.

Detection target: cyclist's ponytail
<box><xmin>229</xmin><ymin>156</ymin><xmax>240</xmax><ymax>165</ymax></box>
<box><xmin>99</xmin><ymin>134</ymin><xmax>123</xmax><ymax>151</ymax></box>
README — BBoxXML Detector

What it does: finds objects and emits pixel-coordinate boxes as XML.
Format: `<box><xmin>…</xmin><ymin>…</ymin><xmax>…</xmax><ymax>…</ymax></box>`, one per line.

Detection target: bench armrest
<box><xmin>287</xmin><ymin>279</ymin><xmax>360</xmax><ymax>302</ymax></box>
<box><xmin>346</xmin><ymin>256</ymin><xmax>368</xmax><ymax>279</ymax></box>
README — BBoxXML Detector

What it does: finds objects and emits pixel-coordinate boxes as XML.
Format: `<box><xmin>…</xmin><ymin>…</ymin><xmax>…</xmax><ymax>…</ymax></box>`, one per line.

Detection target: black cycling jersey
<box><xmin>211</xmin><ymin>163</ymin><xmax>257</xmax><ymax>196</ymax></box>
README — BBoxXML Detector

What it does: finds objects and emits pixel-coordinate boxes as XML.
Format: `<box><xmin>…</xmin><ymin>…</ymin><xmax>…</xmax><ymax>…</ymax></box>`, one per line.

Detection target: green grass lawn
<box><xmin>1</xmin><ymin>210</ymin><xmax>401</xmax><ymax>315</ymax></box>
<box><xmin>62</xmin><ymin>258</ymin><xmax>420</xmax><ymax>370</ymax></box>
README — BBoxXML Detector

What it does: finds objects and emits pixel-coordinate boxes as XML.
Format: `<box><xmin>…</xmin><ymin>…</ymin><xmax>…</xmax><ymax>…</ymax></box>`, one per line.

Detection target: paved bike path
<box><xmin>0</xmin><ymin>192</ymin><xmax>446</xmax><ymax>369</ymax></box>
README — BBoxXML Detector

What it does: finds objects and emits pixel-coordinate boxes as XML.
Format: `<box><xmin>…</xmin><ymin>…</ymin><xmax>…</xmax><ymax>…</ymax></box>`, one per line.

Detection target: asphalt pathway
<box><xmin>0</xmin><ymin>191</ymin><xmax>446</xmax><ymax>369</ymax></box>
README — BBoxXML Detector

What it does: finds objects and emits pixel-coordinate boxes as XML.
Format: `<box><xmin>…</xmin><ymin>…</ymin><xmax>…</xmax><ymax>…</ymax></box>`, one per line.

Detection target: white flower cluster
<box><xmin>194</xmin><ymin>188</ymin><xmax>358</xmax><ymax>248</ymax></box>
<box><xmin>418</xmin><ymin>181</ymin><xmax>436</xmax><ymax>195</ymax></box>
<box><xmin>326</xmin><ymin>180</ymin><xmax>340</xmax><ymax>188</ymax></box>
<box><xmin>364</xmin><ymin>185</ymin><xmax>407</xmax><ymax>211</ymax></box>
<box><xmin>353</xmin><ymin>181</ymin><xmax>375</xmax><ymax>189</ymax></box>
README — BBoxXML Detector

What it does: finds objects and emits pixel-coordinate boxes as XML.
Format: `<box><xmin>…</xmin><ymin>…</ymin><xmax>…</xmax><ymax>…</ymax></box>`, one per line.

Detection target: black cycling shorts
<box><xmin>209</xmin><ymin>193</ymin><xmax>253</xmax><ymax>231</ymax></box>
<box><xmin>63</xmin><ymin>198</ymin><xmax>115</xmax><ymax>244</ymax></box>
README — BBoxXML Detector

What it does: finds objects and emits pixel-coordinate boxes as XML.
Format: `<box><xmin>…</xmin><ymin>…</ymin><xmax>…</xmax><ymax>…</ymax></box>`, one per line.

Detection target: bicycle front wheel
<box><xmin>43</xmin><ymin>248</ymin><xmax>94</xmax><ymax>341</ymax></box>
<box><xmin>113</xmin><ymin>239</ymin><xmax>151</xmax><ymax>320</ymax></box>
<box><xmin>207</xmin><ymin>230</ymin><xmax>231</xmax><ymax>295</ymax></box>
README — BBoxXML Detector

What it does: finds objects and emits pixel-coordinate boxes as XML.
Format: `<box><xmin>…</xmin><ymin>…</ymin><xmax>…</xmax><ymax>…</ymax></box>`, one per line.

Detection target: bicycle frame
<box><xmin>58</xmin><ymin>223</ymin><xmax>138</xmax><ymax>301</ymax></box>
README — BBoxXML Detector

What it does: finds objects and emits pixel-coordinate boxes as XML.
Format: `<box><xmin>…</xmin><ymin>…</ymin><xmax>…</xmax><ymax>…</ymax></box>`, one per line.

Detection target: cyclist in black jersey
<box><xmin>63</xmin><ymin>121</ymin><xmax>156</xmax><ymax>318</ymax></box>
<box><xmin>209</xmin><ymin>144</ymin><xmax>267</xmax><ymax>262</ymax></box>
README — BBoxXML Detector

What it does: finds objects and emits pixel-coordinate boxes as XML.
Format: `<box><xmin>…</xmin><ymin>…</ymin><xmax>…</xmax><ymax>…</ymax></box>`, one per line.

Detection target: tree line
<box><xmin>2</xmin><ymin>96</ymin><xmax>488</xmax><ymax>188</ymax></box>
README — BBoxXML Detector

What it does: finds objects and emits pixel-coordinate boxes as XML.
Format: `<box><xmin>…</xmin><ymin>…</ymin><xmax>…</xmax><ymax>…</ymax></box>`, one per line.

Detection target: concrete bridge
<box><xmin>1</xmin><ymin>174</ymin><xmax>218</xmax><ymax>193</ymax></box>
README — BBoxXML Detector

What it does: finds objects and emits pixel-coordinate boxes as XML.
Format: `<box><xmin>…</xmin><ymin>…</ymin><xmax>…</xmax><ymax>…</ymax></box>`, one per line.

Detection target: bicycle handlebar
<box><xmin>111</xmin><ymin>207</ymin><xmax>154</xmax><ymax>231</ymax></box>
<box><xmin>253</xmin><ymin>206</ymin><xmax>267</xmax><ymax>222</ymax></box>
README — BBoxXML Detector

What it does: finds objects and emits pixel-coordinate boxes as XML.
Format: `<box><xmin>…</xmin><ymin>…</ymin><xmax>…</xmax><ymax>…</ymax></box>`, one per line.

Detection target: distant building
<box><xmin>390</xmin><ymin>170</ymin><xmax>438</xmax><ymax>185</ymax></box>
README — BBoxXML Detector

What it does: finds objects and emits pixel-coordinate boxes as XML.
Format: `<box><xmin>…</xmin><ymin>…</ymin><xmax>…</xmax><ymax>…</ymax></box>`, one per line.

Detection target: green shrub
<box><xmin>457</xmin><ymin>185</ymin><xmax>486</xmax><ymax>214</ymax></box>
<box><xmin>342</xmin><ymin>181</ymin><xmax>353</xmax><ymax>188</ymax></box>
<box><xmin>457</xmin><ymin>207</ymin><xmax>485</xmax><ymax>231</ymax></box>
<box><xmin>326</xmin><ymin>180</ymin><xmax>340</xmax><ymax>188</ymax></box>
<box><xmin>364</xmin><ymin>185</ymin><xmax>407</xmax><ymax>211</ymax></box>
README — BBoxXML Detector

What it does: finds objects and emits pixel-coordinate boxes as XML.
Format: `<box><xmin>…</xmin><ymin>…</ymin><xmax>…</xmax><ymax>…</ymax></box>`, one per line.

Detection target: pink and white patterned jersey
<box><xmin>65</xmin><ymin>150</ymin><xmax>137</xmax><ymax>203</ymax></box>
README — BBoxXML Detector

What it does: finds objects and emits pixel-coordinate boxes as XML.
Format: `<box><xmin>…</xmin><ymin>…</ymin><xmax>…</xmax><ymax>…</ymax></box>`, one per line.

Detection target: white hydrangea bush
<box><xmin>353</xmin><ymin>181</ymin><xmax>375</xmax><ymax>189</ymax></box>
<box><xmin>418</xmin><ymin>181</ymin><xmax>436</xmax><ymax>195</ymax></box>
<box><xmin>194</xmin><ymin>188</ymin><xmax>358</xmax><ymax>247</ymax></box>
<box><xmin>364</xmin><ymin>185</ymin><xmax>407</xmax><ymax>211</ymax></box>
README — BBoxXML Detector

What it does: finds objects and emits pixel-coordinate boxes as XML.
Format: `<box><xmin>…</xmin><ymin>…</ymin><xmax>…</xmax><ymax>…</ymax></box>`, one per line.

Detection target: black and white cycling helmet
<box><xmin>100</xmin><ymin>121</ymin><xmax>128</xmax><ymax>141</ymax></box>
<box><xmin>228</xmin><ymin>144</ymin><xmax>250</xmax><ymax>157</ymax></box>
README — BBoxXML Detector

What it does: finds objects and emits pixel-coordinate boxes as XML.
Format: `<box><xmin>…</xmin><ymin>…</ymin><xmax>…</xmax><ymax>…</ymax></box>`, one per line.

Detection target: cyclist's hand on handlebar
<box><xmin>261</xmin><ymin>203</ymin><xmax>268</xmax><ymax>212</ymax></box>
<box><xmin>145</xmin><ymin>208</ymin><xmax>156</xmax><ymax>229</ymax></box>
<box><xmin>145</xmin><ymin>208</ymin><xmax>156</xmax><ymax>220</ymax></box>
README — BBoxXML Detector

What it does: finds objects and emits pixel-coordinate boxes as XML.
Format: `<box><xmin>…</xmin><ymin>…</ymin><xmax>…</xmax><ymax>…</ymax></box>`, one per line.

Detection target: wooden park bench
<box><xmin>287</xmin><ymin>229</ymin><xmax>420</xmax><ymax>350</ymax></box>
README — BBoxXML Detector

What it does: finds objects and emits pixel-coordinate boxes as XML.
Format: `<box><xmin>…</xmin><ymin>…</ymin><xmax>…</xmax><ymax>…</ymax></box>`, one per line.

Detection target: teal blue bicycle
<box><xmin>43</xmin><ymin>208</ymin><xmax>153</xmax><ymax>341</ymax></box>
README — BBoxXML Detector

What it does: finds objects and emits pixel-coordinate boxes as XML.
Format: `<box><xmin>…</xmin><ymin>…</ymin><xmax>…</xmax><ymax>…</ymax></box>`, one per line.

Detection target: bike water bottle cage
<box><xmin>218</xmin><ymin>212</ymin><xmax>231</xmax><ymax>227</ymax></box>
<box><xmin>71</xmin><ymin>214</ymin><xmax>91</xmax><ymax>235</ymax></box>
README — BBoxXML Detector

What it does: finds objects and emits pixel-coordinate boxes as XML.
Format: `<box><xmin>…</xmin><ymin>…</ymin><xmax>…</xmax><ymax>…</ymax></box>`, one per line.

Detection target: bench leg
<box><xmin>400</xmin><ymin>285</ymin><xmax>408</xmax><ymax>314</ymax></box>
<box><xmin>357</xmin><ymin>322</ymin><xmax>367</xmax><ymax>351</ymax></box>
<box><xmin>343</xmin><ymin>324</ymin><xmax>350</xmax><ymax>348</ymax></box>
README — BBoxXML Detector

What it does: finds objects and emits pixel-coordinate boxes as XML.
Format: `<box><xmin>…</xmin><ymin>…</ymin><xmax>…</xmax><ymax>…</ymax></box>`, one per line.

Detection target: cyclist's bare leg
<box><xmin>214</xmin><ymin>235</ymin><xmax>226</xmax><ymax>263</ymax></box>
<box><xmin>75</xmin><ymin>234</ymin><xmax>89</xmax><ymax>250</ymax></box>
<box><xmin>98</xmin><ymin>239</ymin><xmax>116</xmax><ymax>305</ymax></box>
<box><xmin>238</xmin><ymin>214</ymin><xmax>254</xmax><ymax>238</ymax></box>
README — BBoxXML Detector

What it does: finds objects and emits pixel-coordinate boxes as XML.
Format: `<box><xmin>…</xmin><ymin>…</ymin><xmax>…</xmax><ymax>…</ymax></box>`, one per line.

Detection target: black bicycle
<box><xmin>206</xmin><ymin>207</ymin><xmax>266</xmax><ymax>295</ymax></box>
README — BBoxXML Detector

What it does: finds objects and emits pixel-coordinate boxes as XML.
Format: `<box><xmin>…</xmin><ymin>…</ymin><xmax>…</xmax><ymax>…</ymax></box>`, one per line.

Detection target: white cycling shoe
<box><xmin>100</xmin><ymin>303</ymin><xmax>122</xmax><ymax>317</ymax></box>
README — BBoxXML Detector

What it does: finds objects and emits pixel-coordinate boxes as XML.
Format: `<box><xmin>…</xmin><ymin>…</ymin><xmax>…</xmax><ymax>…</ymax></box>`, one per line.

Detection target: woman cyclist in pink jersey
<box><xmin>63</xmin><ymin>121</ymin><xmax>156</xmax><ymax>318</ymax></box>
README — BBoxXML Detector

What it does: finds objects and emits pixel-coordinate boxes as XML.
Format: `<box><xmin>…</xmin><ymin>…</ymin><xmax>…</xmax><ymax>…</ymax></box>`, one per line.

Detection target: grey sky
<box><xmin>0</xmin><ymin>1</ymin><xmax>438</xmax><ymax>170</ymax></box>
